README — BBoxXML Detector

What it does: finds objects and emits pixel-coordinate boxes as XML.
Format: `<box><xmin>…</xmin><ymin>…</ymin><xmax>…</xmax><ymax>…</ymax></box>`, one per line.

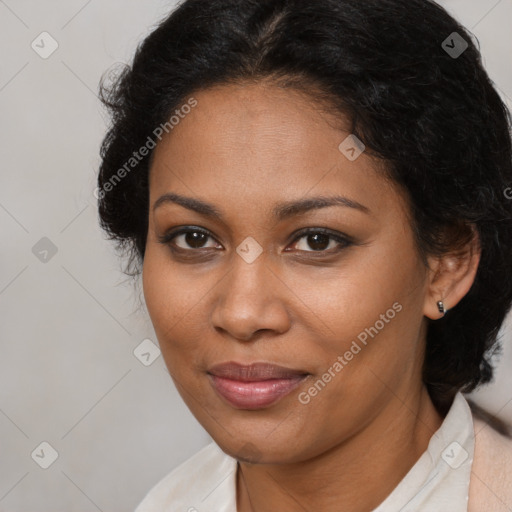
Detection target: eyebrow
<box><xmin>152</xmin><ymin>192</ymin><xmax>371</xmax><ymax>221</ymax></box>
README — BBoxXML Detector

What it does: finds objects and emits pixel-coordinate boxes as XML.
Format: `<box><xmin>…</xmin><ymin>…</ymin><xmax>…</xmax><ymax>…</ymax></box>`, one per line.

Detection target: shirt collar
<box><xmin>373</xmin><ymin>391</ymin><xmax>475</xmax><ymax>511</ymax></box>
<box><xmin>201</xmin><ymin>392</ymin><xmax>475</xmax><ymax>511</ymax></box>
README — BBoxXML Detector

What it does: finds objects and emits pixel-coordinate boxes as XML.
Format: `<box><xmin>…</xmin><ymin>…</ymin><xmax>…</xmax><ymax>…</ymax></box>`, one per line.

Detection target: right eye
<box><xmin>157</xmin><ymin>227</ymin><xmax>223</xmax><ymax>251</ymax></box>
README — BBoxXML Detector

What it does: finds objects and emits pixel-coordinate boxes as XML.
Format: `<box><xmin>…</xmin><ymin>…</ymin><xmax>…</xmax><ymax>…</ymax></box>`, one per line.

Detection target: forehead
<box><xmin>148</xmin><ymin>82</ymin><xmax>404</xmax><ymax>222</ymax></box>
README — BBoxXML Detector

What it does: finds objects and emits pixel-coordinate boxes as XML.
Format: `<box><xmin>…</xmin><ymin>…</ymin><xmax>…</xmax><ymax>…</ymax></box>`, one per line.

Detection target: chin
<box><xmin>215</xmin><ymin>433</ymin><xmax>304</xmax><ymax>465</ymax></box>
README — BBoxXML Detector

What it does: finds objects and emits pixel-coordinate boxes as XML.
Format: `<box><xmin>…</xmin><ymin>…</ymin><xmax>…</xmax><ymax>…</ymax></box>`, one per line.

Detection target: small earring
<box><xmin>437</xmin><ymin>300</ymin><xmax>446</xmax><ymax>316</ymax></box>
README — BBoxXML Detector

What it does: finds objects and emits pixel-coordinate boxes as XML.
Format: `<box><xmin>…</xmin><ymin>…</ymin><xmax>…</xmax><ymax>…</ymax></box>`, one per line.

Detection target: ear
<box><xmin>423</xmin><ymin>225</ymin><xmax>481</xmax><ymax>320</ymax></box>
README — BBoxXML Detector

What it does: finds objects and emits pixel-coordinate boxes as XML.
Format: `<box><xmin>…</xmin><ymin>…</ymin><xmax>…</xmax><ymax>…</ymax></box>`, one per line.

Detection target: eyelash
<box><xmin>157</xmin><ymin>226</ymin><xmax>353</xmax><ymax>256</ymax></box>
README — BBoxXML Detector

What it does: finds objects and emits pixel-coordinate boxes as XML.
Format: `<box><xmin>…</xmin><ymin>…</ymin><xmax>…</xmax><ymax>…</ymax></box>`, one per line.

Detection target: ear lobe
<box><xmin>423</xmin><ymin>227</ymin><xmax>481</xmax><ymax>320</ymax></box>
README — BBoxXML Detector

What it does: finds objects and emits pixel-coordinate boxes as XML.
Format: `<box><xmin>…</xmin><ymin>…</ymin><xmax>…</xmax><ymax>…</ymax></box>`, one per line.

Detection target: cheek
<box><xmin>142</xmin><ymin>253</ymin><xmax>178</xmax><ymax>333</ymax></box>
<box><xmin>143</xmin><ymin>240</ymin><xmax>201</xmax><ymax>315</ymax></box>
<box><xmin>285</xmin><ymin>245</ymin><xmax>420</xmax><ymax>347</ymax></box>
<box><xmin>141</xmin><ymin>247</ymin><xmax>221</xmax><ymax>371</ymax></box>
<box><xmin>290</xmin><ymin>237</ymin><xmax>426</xmax><ymax>393</ymax></box>
<box><xmin>142</xmin><ymin>249</ymin><xmax>196</xmax><ymax>348</ymax></box>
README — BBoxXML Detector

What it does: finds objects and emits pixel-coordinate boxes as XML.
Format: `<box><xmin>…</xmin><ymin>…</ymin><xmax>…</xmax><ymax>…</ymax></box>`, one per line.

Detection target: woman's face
<box><xmin>142</xmin><ymin>82</ymin><xmax>434</xmax><ymax>463</ymax></box>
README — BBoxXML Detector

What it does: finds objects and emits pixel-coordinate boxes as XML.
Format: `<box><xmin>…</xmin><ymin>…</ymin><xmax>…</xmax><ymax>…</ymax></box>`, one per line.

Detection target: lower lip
<box><xmin>208</xmin><ymin>374</ymin><xmax>307</xmax><ymax>410</ymax></box>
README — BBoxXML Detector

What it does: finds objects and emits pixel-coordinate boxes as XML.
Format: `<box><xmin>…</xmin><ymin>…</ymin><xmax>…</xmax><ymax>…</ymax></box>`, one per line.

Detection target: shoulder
<box><xmin>135</xmin><ymin>441</ymin><xmax>238</xmax><ymax>512</ymax></box>
<box><xmin>469</xmin><ymin>413</ymin><xmax>512</xmax><ymax>512</ymax></box>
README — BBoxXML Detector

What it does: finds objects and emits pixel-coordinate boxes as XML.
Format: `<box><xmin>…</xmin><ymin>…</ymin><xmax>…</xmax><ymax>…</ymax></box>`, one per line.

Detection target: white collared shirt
<box><xmin>135</xmin><ymin>393</ymin><xmax>510</xmax><ymax>511</ymax></box>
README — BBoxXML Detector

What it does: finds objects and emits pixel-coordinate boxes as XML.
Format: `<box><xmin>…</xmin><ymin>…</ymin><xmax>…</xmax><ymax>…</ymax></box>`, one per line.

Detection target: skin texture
<box><xmin>142</xmin><ymin>82</ymin><xmax>481</xmax><ymax>511</ymax></box>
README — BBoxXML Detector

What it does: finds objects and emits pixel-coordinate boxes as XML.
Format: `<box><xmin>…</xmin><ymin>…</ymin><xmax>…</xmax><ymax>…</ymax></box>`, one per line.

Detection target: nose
<box><xmin>210</xmin><ymin>253</ymin><xmax>291</xmax><ymax>342</ymax></box>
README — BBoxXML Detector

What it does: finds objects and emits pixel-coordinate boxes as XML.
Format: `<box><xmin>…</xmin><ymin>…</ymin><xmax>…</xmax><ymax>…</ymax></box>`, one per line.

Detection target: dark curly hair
<box><xmin>97</xmin><ymin>0</ymin><xmax>512</xmax><ymax>415</ymax></box>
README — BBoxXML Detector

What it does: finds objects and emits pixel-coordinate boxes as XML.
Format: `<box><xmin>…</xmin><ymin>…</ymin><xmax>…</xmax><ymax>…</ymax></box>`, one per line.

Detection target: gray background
<box><xmin>0</xmin><ymin>0</ymin><xmax>511</xmax><ymax>510</ymax></box>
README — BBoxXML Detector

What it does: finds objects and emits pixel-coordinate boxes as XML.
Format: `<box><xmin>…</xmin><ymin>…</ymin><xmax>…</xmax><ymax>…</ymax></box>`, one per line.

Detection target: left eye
<box><xmin>291</xmin><ymin>231</ymin><xmax>351</xmax><ymax>252</ymax></box>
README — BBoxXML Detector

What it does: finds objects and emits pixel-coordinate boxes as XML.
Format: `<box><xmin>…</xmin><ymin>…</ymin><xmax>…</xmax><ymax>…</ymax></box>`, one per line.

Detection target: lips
<box><xmin>207</xmin><ymin>362</ymin><xmax>309</xmax><ymax>410</ymax></box>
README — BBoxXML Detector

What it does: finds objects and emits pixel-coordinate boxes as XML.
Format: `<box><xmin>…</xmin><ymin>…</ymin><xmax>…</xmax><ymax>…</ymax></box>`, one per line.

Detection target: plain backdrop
<box><xmin>0</xmin><ymin>0</ymin><xmax>511</xmax><ymax>510</ymax></box>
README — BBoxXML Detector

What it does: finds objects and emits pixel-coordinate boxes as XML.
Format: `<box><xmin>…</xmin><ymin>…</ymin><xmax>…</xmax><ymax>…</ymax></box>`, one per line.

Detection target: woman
<box><xmin>97</xmin><ymin>0</ymin><xmax>512</xmax><ymax>510</ymax></box>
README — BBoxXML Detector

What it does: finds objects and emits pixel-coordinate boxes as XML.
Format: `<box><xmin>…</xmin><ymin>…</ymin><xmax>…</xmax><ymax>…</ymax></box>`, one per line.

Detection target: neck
<box><xmin>236</xmin><ymin>386</ymin><xmax>444</xmax><ymax>512</ymax></box>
